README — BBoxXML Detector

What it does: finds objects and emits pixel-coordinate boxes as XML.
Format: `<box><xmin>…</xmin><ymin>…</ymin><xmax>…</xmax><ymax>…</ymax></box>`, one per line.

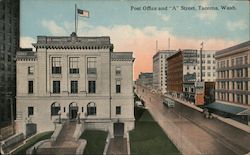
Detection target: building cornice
<box><xmin>32</xmin><ymin>35</ymin><xmax>114</xmax><ymax>51</ymax></box>
<box><xmin>215</xmin><ymin>41</ymin><xmax>250</xmax><ymax>59</ymax></box>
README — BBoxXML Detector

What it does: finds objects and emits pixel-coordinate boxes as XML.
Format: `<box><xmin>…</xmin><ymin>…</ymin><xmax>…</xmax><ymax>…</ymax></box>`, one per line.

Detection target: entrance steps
<box><xmin>35</xmin><ymin>121</ymin><xmax>80</xmax><ymax>155</ymax></box>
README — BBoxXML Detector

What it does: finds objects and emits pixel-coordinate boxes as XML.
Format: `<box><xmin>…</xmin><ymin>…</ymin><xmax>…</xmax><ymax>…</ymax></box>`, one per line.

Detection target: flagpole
<box><xmin>75</xmin><ymin>4</ymin><xmax>77</xmax><ymax>34</ymax></box>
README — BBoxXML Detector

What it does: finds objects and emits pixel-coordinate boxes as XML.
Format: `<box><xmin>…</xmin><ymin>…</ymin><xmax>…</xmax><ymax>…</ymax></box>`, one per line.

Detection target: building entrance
<box><xmin>114</xmin><ymin>122</ymin><xmax>124</xmax><ymax>137</ymax></box>
<box><xmin>69</xmin><ymin>102</ymin><xmax>78</xmax><ymax>120</ymax></box>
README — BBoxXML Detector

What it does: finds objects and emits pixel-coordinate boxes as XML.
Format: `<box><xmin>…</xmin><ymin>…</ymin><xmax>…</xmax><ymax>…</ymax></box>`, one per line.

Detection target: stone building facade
<box><xmin>214</xmin><ymin>41</ymin><xmax>250</xmax><ymax>125</ymax></box>
<box><xmin>15</xmin><ymin>33</ymin><xmax>135</xmax><ymax>137</ymax></box>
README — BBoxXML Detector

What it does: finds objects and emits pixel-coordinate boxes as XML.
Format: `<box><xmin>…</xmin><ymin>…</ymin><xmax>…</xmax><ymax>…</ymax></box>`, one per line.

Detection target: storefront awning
<box><xmin>205</xmin><ymin>102</ymin><xmax>250</xmax><ymax>115</ymax></box>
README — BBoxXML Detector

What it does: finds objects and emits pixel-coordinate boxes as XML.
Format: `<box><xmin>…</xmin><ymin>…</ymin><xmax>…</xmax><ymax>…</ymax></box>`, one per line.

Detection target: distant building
<box><xmin>183</xmin><ymin>50</ymin><xmax>216</xmax><ymax>104</ymax></box>
<box><xmin>210</xmin><ymin>41</ymin><xmax>250</xmax><ymax>125</ymax></box>
<box><xmin>0</xmin><ymin>0</ymin><xmax>20</xmax><ymax>125</ymax></box>
<box><xmin>182</xmin><ymin>49</ymin><xmax>198</xmax><ymax>102</ymax></box>
<box><xmin>153</xmin><ymin>50</ymin><xmax>176</xmax><ymax>94</ymax></box>
<box><xmin>196</xmin><ymin>50</ymin><xmax>216</xmax><ymax>82</ymax></box>
<box><xmin>137</xmin><ymin>72</ymin><xmax>153</xmax><ymax>87</ymax></box>
<box><xmin>167</xmin><ymin>49</ymin><xmax>216</xmax><ymax>105</ymax></box>
<box><xmin>16</xmin><ymin>33</ymin><xmax>135</xmax><ymax>137</ymax></box>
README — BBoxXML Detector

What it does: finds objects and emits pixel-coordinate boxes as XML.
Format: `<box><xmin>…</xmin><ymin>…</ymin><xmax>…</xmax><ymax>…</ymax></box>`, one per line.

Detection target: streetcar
<box><xmin>163</xmin><ymin>98</ymin><xmax>175</xmax><ymax>108</ymax></box>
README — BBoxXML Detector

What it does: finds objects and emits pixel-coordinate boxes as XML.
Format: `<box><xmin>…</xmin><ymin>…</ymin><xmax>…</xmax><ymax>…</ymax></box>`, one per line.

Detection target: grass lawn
<box><xmin>12</xmin><ymin>131</ymin><xmax>53</xmax><ymax>155</ymax></box>
<box><xmin>130</xmin><ymin>107</ymin><xmax>181</xmax><ymax>155</ymax></box>
<box><xmin>80</xmin><ymin>130</ymin><xmax>108</xmax><ymax>155</ymax></box>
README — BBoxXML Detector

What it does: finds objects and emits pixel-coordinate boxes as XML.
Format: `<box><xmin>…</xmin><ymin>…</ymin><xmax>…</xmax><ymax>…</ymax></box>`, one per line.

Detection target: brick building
<box><xmin>167</xmin><ymin>50</ymin><xmax>183</xmax><ymax>98</ymax></box>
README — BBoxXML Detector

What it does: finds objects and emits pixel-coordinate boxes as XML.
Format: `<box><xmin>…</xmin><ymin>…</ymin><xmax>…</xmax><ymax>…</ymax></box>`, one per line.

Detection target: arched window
<box><xmin>51</xmin><ymin>102</ymin><xmax>60</xmax><ymax>116</ymax></box>
<box><xmin>87</xmin><ymin>102</ymin><xmax>96</xmax><ymax>116</ymax></box>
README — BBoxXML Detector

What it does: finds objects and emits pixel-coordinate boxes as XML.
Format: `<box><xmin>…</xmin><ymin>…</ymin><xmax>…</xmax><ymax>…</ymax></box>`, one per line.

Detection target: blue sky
<box><xmin>20</xmin><ymin>0</ymin><xmax>249</xmax><ymax>78</ymax></box>
<box><xmin>21</xmin><ymin>0</ymin><xmax>249</xmax><ymax>41</ymax></box>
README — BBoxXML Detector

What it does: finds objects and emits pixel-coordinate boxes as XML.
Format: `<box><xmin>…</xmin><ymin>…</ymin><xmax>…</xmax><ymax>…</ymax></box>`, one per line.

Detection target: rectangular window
<box><xmin>116</xmin><ymin>106</ymin><xmax>121</xmax><ymax>115</ymax></box>
<box><xmin>207</xmin><ymin>60</ymin><xmax>211</xmax><ymax>64</ymax></box>
<box><xmin>71</xmin><ymin>81</ymin><xmax>78</xmax><ymax>94</ymax></box>
<box><xmin>245</xmin><ymin>82</ymin><xmax>248</xmax><ymax>91</ymax></box>
<box><xmin>88</xmin><ymin>81</ymin><xmax>96</xmax><ymax>93</ymax></box>
<box><xmin>69</xmin><ymin>57</ymin><xmax>79</xmax><ymax>74</ymax></box>
<box><xmin>28</xmin><ymin>81</ymin><xmax>33</xmax><ymax>94</ymax></box>
<box><xmin>7</xmin><ymin>65</ymin><xmax>11</xmax><ymax>71</ymax></box>
<box><xmin>7</xmin><ymin>55</ymin><xmax>11</xmax><ymax>62</ymax></box>
<box><xmin>116</xmin><ymin>80</ymin><xmax>121</xmax><ymax>93</ymax></box>
<box><xmin>245</xmin><ymin>56</ymin><xmax>248</xmax><ymax>64</ymax></box>
<box><xmin>53</xmin><ymin>81</ymin><xmax>60</xmax><ymax>94</ymax></box>
<box><xmin>116</xmin><ymin>67</ymin><xmax>121</xmax><ymax>75</ymax></box>
<box><xmin>28</xmin><ymin>66</ymin><xmax>34</xmax><ymax>74</ymax></box>
<box><xmin>1</xmin><ymin>63</ymin><xmax>4</xmax><ymax>71</ymax></box>
<box><xmin>28</xmin><ymin>107</ymin><xmax>34</xmax><ymax>116</ymax></box>
<box><xmin>87</xmin><ymin>57</ymin><xmax>97</xmax><ymax>74</ymax></box>
<box><xmin>231</xmin><ymin>59</ymin><xmax>234</xmax><ymax>66</ymax></box>
<box><xmin>245</xmin><ymin>95</ymin><xmax>248</xmax><ymax>104</ymax></box>
<box><xmin>52</xmin><ymin>57</ymin><xmax>61</xmax><ymax>74</ymax></box>
<box><xmin>236</xmin><ymin>57</ymin><xmax>243</xmax><ymax>66</ymax></box>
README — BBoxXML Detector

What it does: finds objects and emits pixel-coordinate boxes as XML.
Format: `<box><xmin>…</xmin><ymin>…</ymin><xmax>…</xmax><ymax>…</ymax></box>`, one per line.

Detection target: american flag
<box><xmin>77</xmin><ymin>9</ymin><xmax>89</xmax><ymax>17</ymax></box>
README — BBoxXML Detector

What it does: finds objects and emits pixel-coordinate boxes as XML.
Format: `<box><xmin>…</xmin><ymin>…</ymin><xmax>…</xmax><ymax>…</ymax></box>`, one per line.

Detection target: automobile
<box><xmin>163</xmin><ymin>98</ymin><xmax>175</xmax><ymax>108</ymax></box>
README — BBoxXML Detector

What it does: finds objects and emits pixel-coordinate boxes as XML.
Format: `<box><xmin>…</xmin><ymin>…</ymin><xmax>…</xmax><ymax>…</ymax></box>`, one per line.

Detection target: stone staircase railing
<box><xmin>51</xmin><ymin>123</ymin><xmax>63</xmax><ymax>142</ymax></box>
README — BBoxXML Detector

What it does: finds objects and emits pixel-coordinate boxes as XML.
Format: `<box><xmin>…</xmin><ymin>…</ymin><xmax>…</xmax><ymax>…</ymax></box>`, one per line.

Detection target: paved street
<box><xmin>136</xmin><ymin>85</ymin><xmax>250</xmax><ymax>155</ymax></box>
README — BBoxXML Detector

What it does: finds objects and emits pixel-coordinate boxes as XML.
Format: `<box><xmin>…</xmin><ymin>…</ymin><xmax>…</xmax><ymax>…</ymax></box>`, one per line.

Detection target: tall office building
<box><xmin>0</xmin><ymin>0</ymin><xmax>20</xmax><ymax>125</ymax></box>
<box><xmin>153</xmin><ymin>50</ymin><xmax>176</xmax><ymax>94</ymax></box>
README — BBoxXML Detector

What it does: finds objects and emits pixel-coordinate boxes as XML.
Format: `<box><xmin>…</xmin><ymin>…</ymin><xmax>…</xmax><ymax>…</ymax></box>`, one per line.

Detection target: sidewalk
<box><xmin>165</xmin><ymin>94</ymin><xmax>250</xmax><ymax>133</ymax></box>
<box><xmin>106</xmin><ymin>137</ymin><xmax>128</xmax><ymax>155</ymax></box>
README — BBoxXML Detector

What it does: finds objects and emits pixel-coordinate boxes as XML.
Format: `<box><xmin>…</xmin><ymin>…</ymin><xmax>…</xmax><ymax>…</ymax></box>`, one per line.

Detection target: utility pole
<box><xmin>156</xmin><ymin>40</ymin><xmax>158</xmax><ymax>52</ymax></box>
<box><xmin>200</xmin><ymin>42</ymin><xmax>203</xmax><ymax>82</ymax></box>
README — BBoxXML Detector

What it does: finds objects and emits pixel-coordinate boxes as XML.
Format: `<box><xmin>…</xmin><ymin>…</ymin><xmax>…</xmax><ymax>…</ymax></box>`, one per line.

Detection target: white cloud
<box><xmin>227</xmin><ymin>20</ymin><xmax>248</xmax><ymax>31</ymax></box>
<box><xmin>20</xmin><ymin>36</ymin><xmax>36</xmax><ymax>49</ymax></box>
<box><xmin>41</xmin><ymin>20</ymin><xmax>67</xmax><ymax>35</ymax></box>
<box><xmin>155</xmin><ymin>12</ymin><xmax>170</xmax><ymax>22</ymax></box>
<box><xmin>37</xmin><ymin>20</ymin><xmax>236</xmax><ymax>79</ymax></box>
